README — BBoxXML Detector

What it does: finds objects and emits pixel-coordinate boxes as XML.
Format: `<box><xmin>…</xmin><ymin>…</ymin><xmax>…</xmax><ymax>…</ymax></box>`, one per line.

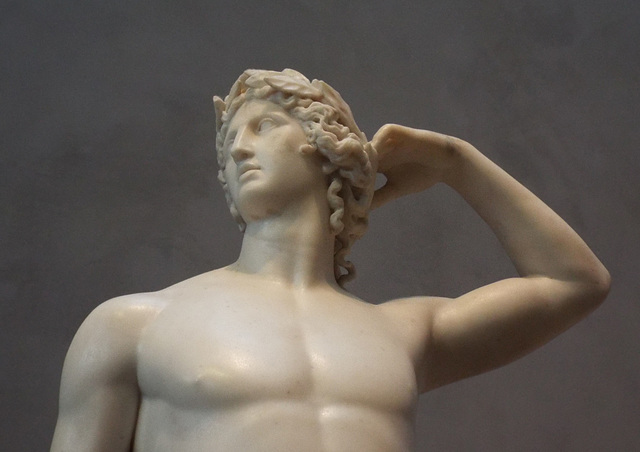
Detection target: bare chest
<box><xmin>137</xmin><ymin>290</ymin><xmax>418</xmax><ymax>413</ymax></box>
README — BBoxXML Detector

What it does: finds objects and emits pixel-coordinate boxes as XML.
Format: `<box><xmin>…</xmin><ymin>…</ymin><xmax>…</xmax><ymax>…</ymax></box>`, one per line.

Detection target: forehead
<box><xmin>227</xmin><ymin>99</ymin><xmax>293</xmax><ymax>131</ymax></box>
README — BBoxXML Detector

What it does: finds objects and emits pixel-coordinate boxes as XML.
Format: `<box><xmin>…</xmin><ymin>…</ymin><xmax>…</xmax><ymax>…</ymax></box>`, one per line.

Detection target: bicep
<box><xmin>51</xmin><ymin>301</ymin><xmax>144</xmax><ymax>452</ymax></box>
<box><xmin>52</xmin><ymin>382</ymin><xmax>140</xmax><ymax>451</ymax></box>
<box><xmin>422</xmin><ymin>276</ymin><xmax>602</xmax><ymax>391</ymax></box>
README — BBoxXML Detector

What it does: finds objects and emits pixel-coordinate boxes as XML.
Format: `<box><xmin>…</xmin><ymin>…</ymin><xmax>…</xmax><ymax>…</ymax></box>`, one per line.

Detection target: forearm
<box><xmin>443</xmin><ymin>140</ymin><xmax>609</xmax><ymax>289</ymax></box>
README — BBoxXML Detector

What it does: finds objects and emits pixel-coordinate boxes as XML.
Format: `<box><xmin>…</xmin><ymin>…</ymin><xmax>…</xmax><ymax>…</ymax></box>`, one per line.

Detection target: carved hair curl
<box><xmin>214</xmin><ymin>69</ymin><xmax>377</xmax><ymax>286</ymax></box>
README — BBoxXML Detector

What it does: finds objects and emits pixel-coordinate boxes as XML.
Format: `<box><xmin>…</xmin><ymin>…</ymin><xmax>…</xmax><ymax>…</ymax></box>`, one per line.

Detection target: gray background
<box><xmin>2</xmin><ymin>1</ymin><xmax>639</xmax><ymax>450</ymax></box>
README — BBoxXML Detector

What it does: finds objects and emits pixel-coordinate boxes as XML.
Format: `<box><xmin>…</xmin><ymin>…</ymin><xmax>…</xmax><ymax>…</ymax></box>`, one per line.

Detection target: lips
<box><xmin>237</xmin><ymin>163</ymin><xmax>260</xmax><ymax>179</ymax></box>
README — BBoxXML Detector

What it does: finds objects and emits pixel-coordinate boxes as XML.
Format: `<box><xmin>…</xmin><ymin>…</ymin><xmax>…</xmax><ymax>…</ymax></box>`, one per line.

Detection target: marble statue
<box><xmin>51</xmin><ymin>69</ymin><xmax>610</xmax><ymax>452</ymax></box>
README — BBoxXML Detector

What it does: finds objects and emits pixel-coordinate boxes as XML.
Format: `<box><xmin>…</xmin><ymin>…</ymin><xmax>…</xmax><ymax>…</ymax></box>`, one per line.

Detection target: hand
<box><xmin>370</xmin><ymin>124</ymin><xmax>466</xmax><ymax>209</ymax></box>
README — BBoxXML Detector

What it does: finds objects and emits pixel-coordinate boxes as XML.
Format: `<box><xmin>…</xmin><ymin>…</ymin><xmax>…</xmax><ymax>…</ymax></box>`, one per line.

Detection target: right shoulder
<box><xmin>84</xmin><ymin>292</ymin><xmax>169</xmax><ymax>331</ymax></box>
<box><xmin>63</xmin><ymin>292</ymin><xmax>168</xmax><ymax>385</ymax></box>
<box><xmin>80</xmin><ymin>292</ymin><xmax>168</xmax><ymax>345</ymax></box>
<box><xmin>53</xmin><ymin>293</ymin><xmax>168</xmax><ymax>450</ymax></box>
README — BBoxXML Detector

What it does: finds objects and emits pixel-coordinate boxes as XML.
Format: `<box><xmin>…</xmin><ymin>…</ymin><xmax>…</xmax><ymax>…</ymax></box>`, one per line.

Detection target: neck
<box><xmin>231</xmin><ymin>194</ymin><xmax>338</xmax><ymax>289</ymax></box>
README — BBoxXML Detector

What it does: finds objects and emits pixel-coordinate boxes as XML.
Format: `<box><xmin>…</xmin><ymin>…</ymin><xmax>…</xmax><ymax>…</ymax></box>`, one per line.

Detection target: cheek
<box><xmin>223</xmin><ymin>166</ymin><xmax>239</xmax><ymax>195</ymax></box>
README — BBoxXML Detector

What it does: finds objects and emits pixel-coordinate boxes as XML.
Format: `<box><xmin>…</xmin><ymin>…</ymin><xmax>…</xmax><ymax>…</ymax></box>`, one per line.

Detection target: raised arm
<box><xmin>372</xmin><ymin>124</ymin><xmax>610</xmax><ymax>392</ymax></box>
<box><xmin>51</xmin><ymin>296</ymin><xmax>161</xmax><ymax>452</ymax></box>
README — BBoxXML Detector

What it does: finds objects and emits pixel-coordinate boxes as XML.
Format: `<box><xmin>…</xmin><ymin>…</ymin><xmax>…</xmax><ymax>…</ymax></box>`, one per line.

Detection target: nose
<box><xmin>230</xmin><ymin>127</ymin><xmax>254</xmax><ymax>164</ymax></box>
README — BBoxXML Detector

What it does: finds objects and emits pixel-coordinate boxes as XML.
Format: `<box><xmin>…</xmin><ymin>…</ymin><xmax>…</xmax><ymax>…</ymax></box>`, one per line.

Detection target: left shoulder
<box><xmin>376</xmin><ymin>296</ymin><xmax>450</xmax><ymax>346</ymax></box>
<box><xmin>377</xmin><ymin>295</ymin><xmax>451</xmax><ymax>321</ymax></box>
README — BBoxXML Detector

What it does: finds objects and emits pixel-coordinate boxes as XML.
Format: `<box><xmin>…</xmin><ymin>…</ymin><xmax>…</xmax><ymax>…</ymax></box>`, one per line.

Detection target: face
<box><xmin>222</xmin><ymin>99</ymin><xmax>326</xmax><ymax>223</ymax></box>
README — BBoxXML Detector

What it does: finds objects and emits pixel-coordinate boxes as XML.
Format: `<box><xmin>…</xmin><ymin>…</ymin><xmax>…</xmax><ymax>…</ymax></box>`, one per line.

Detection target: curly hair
<box><xmin>214</xmin><ymin>69</ymin><xmax>377</xmax><ymax>286</ymax></box>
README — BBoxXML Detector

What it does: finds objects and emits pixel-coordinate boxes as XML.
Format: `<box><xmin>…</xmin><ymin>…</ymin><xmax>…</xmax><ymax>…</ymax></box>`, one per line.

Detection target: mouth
<box><xmin>238</xmin><ymin>163</ymin><xmax>260</xmax><ymax>180</ymax></box>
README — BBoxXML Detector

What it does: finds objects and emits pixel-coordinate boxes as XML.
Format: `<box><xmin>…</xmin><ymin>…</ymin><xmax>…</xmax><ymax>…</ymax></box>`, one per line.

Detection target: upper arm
<box><xmin>51</xmin><ymin>296</ymin><xmax>162</xmax><ymax>452</ymax></box>
<box><xmin>420</xmin><ymin>276</ymin><xmax>609</xmax><ymax>392</ymax></box>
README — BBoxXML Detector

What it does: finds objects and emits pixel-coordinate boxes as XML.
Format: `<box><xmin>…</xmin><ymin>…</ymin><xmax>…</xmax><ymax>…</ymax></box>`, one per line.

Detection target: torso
<box><xmin>132</xmin><ymin>269</ymin><xmax>431</xmax><ymax>452</ymax></box>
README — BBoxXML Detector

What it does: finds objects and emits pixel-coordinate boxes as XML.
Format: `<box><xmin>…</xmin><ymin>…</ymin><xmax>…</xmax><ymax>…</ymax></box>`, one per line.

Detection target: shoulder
<box><xmin>375</xmin><ymin>296</ymin><xmax>452</xmax><ymax>350</ymax></box>
<box><xmin>77</xmin><ymin>268</ymin><xmax>235</xmax><ymax>339</ymax></box>
<box><xmin>54</xmin><ymin>293</ymin><xmax>168</xmax><ymax>449</ymax></box>
<box><xmin>80</xmin><ymin>292</ymin><xmax>169</xmax><ymax>341</ymax></box>
<box><xmin>161</xmin><ymin>267</ymin><xmax>236</xmax><ymax>294</ymax></box>
<box><xmin>377</xmin><ymin>295</ymin><xmax>451</xmax><ymax>322</ymax></box>
<box><xmin>64</xmin><ymin>292</ymin><xmax>169</xmax><ymax>383</ymax></box>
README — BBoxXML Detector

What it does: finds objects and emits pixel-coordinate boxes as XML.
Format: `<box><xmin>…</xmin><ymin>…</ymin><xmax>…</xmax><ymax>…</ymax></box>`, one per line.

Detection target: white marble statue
<box><xmin>51</xmin><ymin>69</ymin><xmax>610</xmax><ymax>452</ymax></box>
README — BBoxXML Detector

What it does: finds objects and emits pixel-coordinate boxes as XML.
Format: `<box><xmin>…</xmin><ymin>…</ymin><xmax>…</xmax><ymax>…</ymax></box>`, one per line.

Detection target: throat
<box><xmin>235</xmin><ymin>220</ymin><xmax>337</xmax><ymax>288</ymax></box>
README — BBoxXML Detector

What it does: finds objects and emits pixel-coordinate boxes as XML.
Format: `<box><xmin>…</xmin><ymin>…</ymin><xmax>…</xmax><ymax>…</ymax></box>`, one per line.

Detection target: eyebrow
<box><xmin>226</xmin><ymin>110</ymin><xmax>290</xmax><ymax>137</ymax></box>
<box><xmin>255</xmin><ymin>111</ymin><xmax>290</xmax><ymax>123</ymax></box>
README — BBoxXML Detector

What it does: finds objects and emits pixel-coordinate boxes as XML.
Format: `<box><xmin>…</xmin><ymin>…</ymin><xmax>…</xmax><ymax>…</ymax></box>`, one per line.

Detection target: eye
<box><xmin>257</xmin><ymin>117</ymin><xmax>277</xmax><ymax>132</ymax></box>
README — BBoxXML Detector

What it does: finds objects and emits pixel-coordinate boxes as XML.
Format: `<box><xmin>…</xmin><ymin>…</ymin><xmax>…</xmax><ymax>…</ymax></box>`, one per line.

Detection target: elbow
<box><xmin>595</xmin><ymin>266</ymin><xmax>612</xmax><ymax>303</ymax></box>
<box><xmin>582</xmin><ymin>263</ymin><xmax>611</xmax><ymax>310</ymax></box>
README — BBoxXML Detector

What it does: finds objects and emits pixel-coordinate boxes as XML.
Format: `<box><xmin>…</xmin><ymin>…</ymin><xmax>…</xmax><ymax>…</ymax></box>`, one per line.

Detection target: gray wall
<box><xmin>2</xmin><ymin>1</ymin><xmax>639</xmax><ymax>450</ymax></box>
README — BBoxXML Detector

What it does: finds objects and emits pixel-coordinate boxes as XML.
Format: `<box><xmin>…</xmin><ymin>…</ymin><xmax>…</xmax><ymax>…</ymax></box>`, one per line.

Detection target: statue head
<box><xmin>214</xmin><ymin>69</ymin><xmax>377</xmax><ymax>286</ymax></box>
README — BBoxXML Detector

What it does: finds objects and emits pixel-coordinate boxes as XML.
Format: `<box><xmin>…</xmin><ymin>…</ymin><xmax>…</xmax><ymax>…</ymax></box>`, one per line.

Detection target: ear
<box><xmin>298</xmin><ymin>143</ymin><xmax>315</xmax><ymax>155</ymax></box>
